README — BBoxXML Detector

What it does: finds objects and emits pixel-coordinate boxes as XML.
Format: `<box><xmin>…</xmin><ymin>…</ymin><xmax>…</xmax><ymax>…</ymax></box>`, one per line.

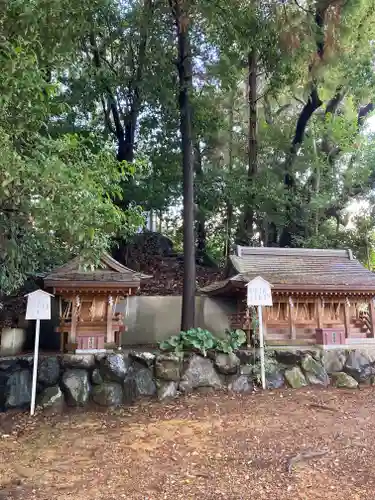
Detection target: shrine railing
<box><xmin>228</xmin><ymin>312</ymin><xmax>250</xmax><ymax>330</ymax></box>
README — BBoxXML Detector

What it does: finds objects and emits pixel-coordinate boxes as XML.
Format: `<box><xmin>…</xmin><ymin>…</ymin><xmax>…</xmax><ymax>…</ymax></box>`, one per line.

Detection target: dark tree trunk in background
<box><xmin>170</xmin><ymin>0</ymin><xmax>195</xmax><ymax>331</ymax></box>
<box><xmin>194</xmin><ymin>142</ymin><xmax>206</xmax><ymax>262</ymax></box>
<box><xmin>224</xmin><ymin>87</ymin><xmax>235</xmax><ymax>268</ymax></box>
<box><xmin>237</xmin><ymin>50</ymin><xmax>257</xmax><ymax>245</ymax></box>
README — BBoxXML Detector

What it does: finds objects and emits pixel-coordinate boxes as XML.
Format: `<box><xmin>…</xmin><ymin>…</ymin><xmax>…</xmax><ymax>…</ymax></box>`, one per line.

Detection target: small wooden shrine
<box><xmin>44</xmin><ymin>253</ymin><xmax>150</xmax><ymax>352</ymax></box>
<box><xmin>201</xmin><ymin>247</ymin><xmax>375</xmax><ymax>348</ymax></box>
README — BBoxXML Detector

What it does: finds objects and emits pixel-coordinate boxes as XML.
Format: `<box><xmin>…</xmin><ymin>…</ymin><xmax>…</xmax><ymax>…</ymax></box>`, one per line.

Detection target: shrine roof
<box><xmin>200</xmin><ymin>247</ymin><xmax>375</xmax><ymax>295</ymax></box>
<box><xmin>44</xmin><ymin>253</ymin><xmax>151</xmax><ymax>289</ymax></box>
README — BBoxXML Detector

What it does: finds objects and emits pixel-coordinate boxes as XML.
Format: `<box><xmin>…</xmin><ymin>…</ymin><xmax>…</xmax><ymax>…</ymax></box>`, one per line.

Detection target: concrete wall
<box><xmin>0</xmin><ymin>328</ymin><xmax>26</xmax><ymax>355</ymax></box>
<box><xmin>118</xmin><ymin>296</ymin><xmax>236</xmax><ymax>346</ymax></box>
<box><xmin>0</xmin><ymin>295</ymin><xmax>237</xmax><ymax>353</ymax></box>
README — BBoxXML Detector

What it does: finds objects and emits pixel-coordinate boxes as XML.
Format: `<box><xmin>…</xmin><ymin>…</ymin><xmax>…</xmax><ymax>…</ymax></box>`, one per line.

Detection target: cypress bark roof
<box><xmin>44</xmin><ymin>253</ymin><xmax>151</xmax><ymax>289</ymax></box>
<box><xmin>200</xmin><ymin>247</ymin><xmax>375</xmax><ymax>295</ymax></box>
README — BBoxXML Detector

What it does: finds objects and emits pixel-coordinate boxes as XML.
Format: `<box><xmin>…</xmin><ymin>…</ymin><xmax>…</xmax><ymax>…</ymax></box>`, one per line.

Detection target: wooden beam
<box><xmin>343</xmin><ymin>299</ymin><xmax>350</xmax><ymax>339</ymax></box>
<box><xmin>70</xmin><ymin>296</ymin><xmax>79</xmax><ymax>344</ymax></box>
<box><xmin>106</xmin><ymin>295</ymin><xmax>114</xmax><ymax>344</ymax></box>
<box><xmin>288</xmin><ymin>297</ymin><xmax>296</xmax><ymax>340</ymax></box>
<box><xmin>369</xmin><ymin>299</ymin><xmax>375</xmax><ymax>338</ymax></box>
<box><xmin>316</xmin><ymin>297</ymin><xmax>323</xmax><ymax>329</ymax></box>
<box><xmin>60</xmin><ymin>327</ymin><xmax>65</xmax><ymax>353</ymax></box>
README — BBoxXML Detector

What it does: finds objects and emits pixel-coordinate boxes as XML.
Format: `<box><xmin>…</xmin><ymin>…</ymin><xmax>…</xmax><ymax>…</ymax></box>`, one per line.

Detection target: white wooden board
<box><xmin>246</xmin><ymin>276</ymin><xmax>273</xmax><ymax>307</ymax></box>
<box><xmin>25</xmin><ymin>290</ymin><xmax>53</xmax><ymax>320</ymax></box>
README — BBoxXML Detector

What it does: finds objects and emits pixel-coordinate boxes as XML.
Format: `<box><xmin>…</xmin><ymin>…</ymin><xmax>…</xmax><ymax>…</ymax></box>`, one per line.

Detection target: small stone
<box><xmin>37</xmin><ymin>357</ymin><xmax>60</xmax><ymax>387</ymax></box>
<box><xmin>301</xmin><ymin>354</ymin><xmax>329</xmax><ymax>386</ymax></box>
<box><xmin>155</xmin><ymin>354</ymin><xmax>182</xmax><ymax>381</ymax></box>
<box><xmin>284</xmin><ymin>366</ymin><xmax>307</xmax><ymax>389</ymax></box>
<box><xmin>99</xmin><ymin>354</ymin><xmax>132</xmax><ymax>382</ymax></box>
<box><xmin>266</xmin><ymin>369</ymin><xmax>285</xmax><ymax>389</ymax></box>
<box><xmin>61</xmin><ymin>369</ymin><xmax>90</xmax><ymax>406</ymax></box>
<box><xmin>37</xmin><ymin>385</ymin><xmax>64</xmax><ymax>411</ymax></box>
<box><xmin>157</xmin><ymin>380</ymin><xmax>178</xmax><ymax>400</ymax></box>
<box><xmin>322</xmin><ymin>350</ymin><xmax>346</xmax><ymax>373</ymax></box>
<box><xmin>344</xmin><ymin>350</ymin><xmax>374</xmax><ymax>383</ymax></box>
<box><xmin>123</xmin><ymin>376</ymin><xmax>138</xmax><ymax>404</ymax></box>
<box><xmin>179</xmin><ymin>355</ymin><xmax>223</xmax><ymax>393</ymax></box>
<box><xmin>214</xmin><ymin>353</ymin><xmax>240</xmax><ymax>375</ymax></box>
<box><xmin>92</xmin><ymin>383</ymin><xmax>123</xmax><ymax>406</ymax></box>
<box><xmin>275</xmin><ymin>350</ymin><xmax>303</xmax><ymax>366</ymax></box>
<box><xmin>91</xmin><ymin>368</ymin><xmax>103</xmax><ymax>385</ymax></box>
<box><xmin>0</xmin><ymin>357</ymin><xmax>30</xmax><ymax>372</ymax></box>
<box><xmin>133</xmin><ymin>368</ymin><xmax>156</xmax><ymax>397</ymax></box>
<box><xmin>6</xmin><ymin>370</ymin><xmax>31</xmax><ymax>409</ymax></box>
<box><xmin>228</xmin><ymin>375</ymin><xmax>253</xmax><ymax>393</ymax></box>
<box><xmin>240</xmin><ymin>365</ymin><xmax>253</xmax><ymax>376</ymax></box>
<box><xmin>331</xmin><ymin>371</ymin><xmax>358</xmax><ymax>389</ymax></box>
<box><xmin>61</xmin><ymin>354</ymin><xmax>95</xmax><ymax>369</ymax></box>
<box><xmin>129</xmin><ymin>351</ymin><xmax>156</xmax><ymax>368</ymax></box>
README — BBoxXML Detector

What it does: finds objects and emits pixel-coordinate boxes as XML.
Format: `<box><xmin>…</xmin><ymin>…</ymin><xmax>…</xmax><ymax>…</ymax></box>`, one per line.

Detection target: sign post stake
<box><xmin>258</xmin><ymin>305</ymin><xmax>266</xmax><ymax>390</ymax></box>
<box><xmin>245</xmin><ymin>276</ymin><xmax>273</xmax><ymax>391</ymax></box>
<box><xmin>25</xmin><ymin>289</ymin><xmax>54</xmax><ymax>416</ymax></box>
<box><xmin>30</xmin><ymin>319</ymin><xmax>41</xmax><ymax>416</ymax></box>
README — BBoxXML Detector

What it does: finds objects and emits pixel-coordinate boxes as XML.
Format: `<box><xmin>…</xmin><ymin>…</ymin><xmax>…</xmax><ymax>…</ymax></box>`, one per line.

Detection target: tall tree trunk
<box><xmin>224</xmin><ymin>87</ymin><xmax>235</xmax><ymax>270</ymax></box>
<box><xmin>237</xmin><ymin>50</ymin><xmax>257</xmax><ymax>245</ymax></box>
<box><xmin>170</xmin><ymin>0</ymin><xmax>195</xmax><ymax>331</ymax></box>
<box><xmin>194</xmin><ymin>142</ymin><xmax>206</xmax><ymax>262</ymax></box>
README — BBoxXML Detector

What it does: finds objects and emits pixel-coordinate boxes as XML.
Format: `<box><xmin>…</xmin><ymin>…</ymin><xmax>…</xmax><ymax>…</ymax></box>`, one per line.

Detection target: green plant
<box><xmin>159</xmin><ymin>328</ymin><xmax>216</xmax><ymax>356</ymax></box>
<box><xmin>159</xmin><ymin>328</ymin><xmax>246</xmax><ymax>356</ymax></box>
<box><xmin>216</xmin><ymin>329</ymin><xmax>247</xmax><ymax>353</ymax></box>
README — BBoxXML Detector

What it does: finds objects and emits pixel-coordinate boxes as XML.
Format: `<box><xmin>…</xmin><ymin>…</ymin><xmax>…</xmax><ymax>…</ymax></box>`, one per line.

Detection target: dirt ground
<box><xmin>0</xmin><ymin>388</ymin><xmax>374</xmax><ymax>500</ymax></box>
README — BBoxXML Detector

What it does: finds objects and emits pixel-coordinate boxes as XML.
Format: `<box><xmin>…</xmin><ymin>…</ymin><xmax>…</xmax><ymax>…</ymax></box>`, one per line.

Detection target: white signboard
<box><xmin>246</xmin><ymin>276</ymin><xmax>273</xmax><ymax>307</ymax></box>
<box><xmin>24</xmin><ymin>289</ymin><xmax>54</xmax><ymax>416</ymax></box>
<box><xmin>25</xmin><ymin>290</ymin><xmax>53</xmax><ymax>320</ymax></box>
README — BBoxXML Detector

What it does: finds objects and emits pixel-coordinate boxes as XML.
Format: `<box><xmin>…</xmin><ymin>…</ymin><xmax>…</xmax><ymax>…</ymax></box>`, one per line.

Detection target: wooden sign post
<box><xmin>25</xmin><ymin>290</ymin><xmax>54</xmax><ymax>416</ymax></box>
<box><xmin>246</xmin><ymin>276</ymin><xmax>273</xmax><ymax>390</ymax></box>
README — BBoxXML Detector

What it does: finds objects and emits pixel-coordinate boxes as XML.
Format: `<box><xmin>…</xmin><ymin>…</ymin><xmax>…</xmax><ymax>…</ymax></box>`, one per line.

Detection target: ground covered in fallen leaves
<box><xmin>0</xmin><ymin>388</ymin><xmax>374</xmax><ymax>499</ymax></box>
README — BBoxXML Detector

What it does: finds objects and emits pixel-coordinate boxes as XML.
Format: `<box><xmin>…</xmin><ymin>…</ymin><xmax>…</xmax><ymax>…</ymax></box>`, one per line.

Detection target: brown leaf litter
<box><xmin>1</xmin><ymin>387</ymin><xmax>375</xmax><ymax>499</ymax></box>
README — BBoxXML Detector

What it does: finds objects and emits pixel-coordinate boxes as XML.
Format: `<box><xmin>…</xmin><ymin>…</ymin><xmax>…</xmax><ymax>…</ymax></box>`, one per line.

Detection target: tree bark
<box><xmin>237</xmin><ymin>50</ymin><xmax>257</xmax><ymax>245</ymax></box>
<box><xmin>224</xmin><ymin>87</ymin><xmax>235</xmax><ymax>267</ymax></box>
<box><xmin>194</xmin><ymin>142</ymin><xmax>206</xmax><ymax>262</ymax></box>
<box><xmin>170</xmin><ymin>0</ymin><xmax>195</xmax><ymax>331</ymax></box>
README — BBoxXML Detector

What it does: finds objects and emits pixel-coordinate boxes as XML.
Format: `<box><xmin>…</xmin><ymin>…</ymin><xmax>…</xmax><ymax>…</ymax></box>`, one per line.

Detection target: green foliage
<box><xmin>159</xmin><ymin>328</ymin><xmax>246</xmax><ymax>356</ymax></box>
<box><xmin>0</xmin><ymin>0</ymin><xmax>143</xmax><ymax>295</ymax></box>
<box><xmin>3</xmin><ymin>0</ymin><xmax>375</xmax><ymax>299</ymax></box>
<box><xmin>216</xmin><ymin>329</ymin><xmax>247</xmax><ymax>353</ymax></box>
<box><xmin>0</xmin><ymin>129</ymin><xmax>143</xmax><ymax>294</ymax></box>
<box><xmin>159</xmin><ymin>328</ymin><xmax>216</xmax><ymax>356</ymax></box>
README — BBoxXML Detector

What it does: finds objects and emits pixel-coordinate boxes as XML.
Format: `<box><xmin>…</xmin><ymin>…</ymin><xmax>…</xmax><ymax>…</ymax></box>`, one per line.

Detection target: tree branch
<box><xmin>294</xmin><ymin>0</ymin><xmax>314</xmax><ymax>15</ymax></box>
<box><xmin>358</xmin><ymin>103</ymin><xmax>374</xmax><ymax>128</ymax></box>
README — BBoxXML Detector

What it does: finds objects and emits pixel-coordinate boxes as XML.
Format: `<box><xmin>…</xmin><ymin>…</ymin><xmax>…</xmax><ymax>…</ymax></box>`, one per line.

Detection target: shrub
<box><xmin>159</xmin><ymin>328</ymin><xmax>246</xmax><ymax>356</ymax></box>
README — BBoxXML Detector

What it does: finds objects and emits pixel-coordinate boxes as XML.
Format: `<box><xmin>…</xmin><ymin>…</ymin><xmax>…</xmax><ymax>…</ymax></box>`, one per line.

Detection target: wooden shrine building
<box><xmin>201</xmin><ymin>247</ymin><xmax>375</xmax><ymax>348</ymax></box>
<box><xmin>44</xmin><ymin>253</ymin><xmax>150</xmax><ymax>352</ymax></box>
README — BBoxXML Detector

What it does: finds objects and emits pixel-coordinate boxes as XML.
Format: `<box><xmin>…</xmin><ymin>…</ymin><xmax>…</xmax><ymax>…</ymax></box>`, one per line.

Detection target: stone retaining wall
<box><xmin>0</xmin><ymin>348</ymin><xmax>373</xmax><ymax>412</ymax></box>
